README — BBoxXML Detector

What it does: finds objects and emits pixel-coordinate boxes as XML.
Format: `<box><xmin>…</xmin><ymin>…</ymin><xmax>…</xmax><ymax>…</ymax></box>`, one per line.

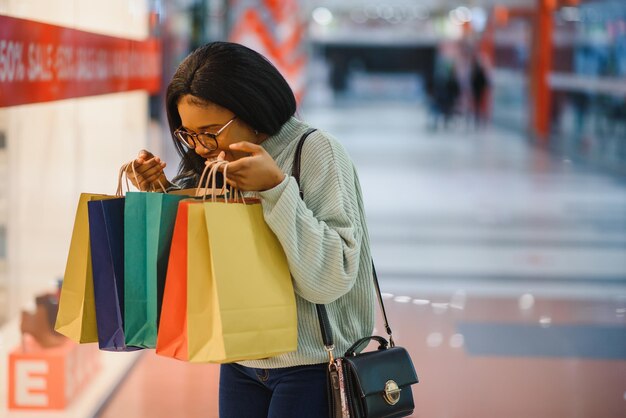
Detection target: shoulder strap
<box><xmin>291</xmin><ymin>129</ymin><xmax>396</xmax><ymax>354</ymax></box>
<box><xmin>292</xmin><ymin>128</ymin><xmax>317</xmax><ymax>198</ymax></box>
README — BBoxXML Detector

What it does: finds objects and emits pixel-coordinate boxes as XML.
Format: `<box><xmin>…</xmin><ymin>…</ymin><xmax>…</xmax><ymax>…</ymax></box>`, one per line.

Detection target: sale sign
<box><xmin>0</xmin><ymin>15</ymin><xmax>161</xmax><ymax>107</ymax></box>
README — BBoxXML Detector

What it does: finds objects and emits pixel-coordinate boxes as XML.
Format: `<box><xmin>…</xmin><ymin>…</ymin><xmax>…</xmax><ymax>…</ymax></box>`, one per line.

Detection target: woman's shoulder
<box><xmin>299</xmin><ymin>127</ymin><xmax>351</xmax><ymax>164</ymax></box>
<box><xmin>294</xmin><ymin>127</ymin><xmax>355</xmax><ymax>186</ymax></box>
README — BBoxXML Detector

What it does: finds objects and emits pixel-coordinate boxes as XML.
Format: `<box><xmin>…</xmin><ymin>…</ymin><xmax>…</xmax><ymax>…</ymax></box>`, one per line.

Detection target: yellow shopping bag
<box><xmin>55</xmin><ymin>193</ymin><xmax>118</xmax><ymax>343</ymax></box>
<box><xmin>186</xmin><ymin>197</ymin><xmax>298</xmax><ymax>363</ymax></box>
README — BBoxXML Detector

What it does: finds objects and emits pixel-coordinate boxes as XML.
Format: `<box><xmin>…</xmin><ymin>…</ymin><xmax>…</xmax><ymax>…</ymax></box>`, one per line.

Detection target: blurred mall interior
<box><xmin>0</xmin><ymin>0</ymin><xmax>625</xmax><ymax>417</ymax></box>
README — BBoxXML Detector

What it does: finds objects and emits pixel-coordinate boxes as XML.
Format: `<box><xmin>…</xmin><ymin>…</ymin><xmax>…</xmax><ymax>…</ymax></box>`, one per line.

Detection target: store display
<box><xmin>20</xmin><ymin>294</ymin><xmax>65</xmax><ymax>349</ymax></box>
<box><xmin>0</xmin><ymin>0</ymin><xmax>167</xmax><ymax>415</ymax></box>
<box><xmin>7</xmin><ymin>289</ymin><xmax>101</xmax><ymax>410</ymax></box>
<box><xmin>8</xmin><ymin>334</ymin><xmax>100</xmax><ymax>410</ymax></box>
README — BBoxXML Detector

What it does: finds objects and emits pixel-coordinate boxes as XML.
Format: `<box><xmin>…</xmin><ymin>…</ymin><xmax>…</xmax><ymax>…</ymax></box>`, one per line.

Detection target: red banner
<box><xmin>0</xmin><ymin>15</ymin><xmax>161</xmax><ymax>107</ymax></box>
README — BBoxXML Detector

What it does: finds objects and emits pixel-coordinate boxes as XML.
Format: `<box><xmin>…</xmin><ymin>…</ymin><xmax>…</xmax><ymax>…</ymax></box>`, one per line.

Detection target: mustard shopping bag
<box><xmin>186</xmin><ymin>163</ymin><xmax>298</xmax><ymax>363</ymax></box>
<box><xmin>55</xmin><ymin>193</ymin><xmax>118</xmax><ymax>343</ymax></box>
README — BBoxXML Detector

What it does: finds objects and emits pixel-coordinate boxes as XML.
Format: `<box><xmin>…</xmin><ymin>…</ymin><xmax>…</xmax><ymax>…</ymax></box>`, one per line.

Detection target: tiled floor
<box><xmin>99</xmin><ymin>100</ymin><xmax>626</xmax><ymax>418</ymax></box>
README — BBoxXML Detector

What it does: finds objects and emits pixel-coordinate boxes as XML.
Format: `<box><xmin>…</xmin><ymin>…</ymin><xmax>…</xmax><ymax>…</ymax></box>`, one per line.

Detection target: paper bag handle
<box><xmin>196</xmin><ymin>159</ymin><xmax>246</xmax><ymax>204</ymax></box>
<box><xmin>117</xmin><ymin>160</ymin><xmax>167</xmax><ymax>196</ymax></box>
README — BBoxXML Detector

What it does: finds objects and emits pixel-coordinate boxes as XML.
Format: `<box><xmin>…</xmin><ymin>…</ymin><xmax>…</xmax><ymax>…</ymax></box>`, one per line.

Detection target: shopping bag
<box><xmin>88</xmin><ymin>198</ymin><xmax>142</xmax><ymax>352</ymax></box>
<box><xmin>55</xmin><ymin>193</ymin><xmax>117</xmax><ymax>343</ymax></box>
<box><xmin>124</xmin><ymin>191</ymin><xmax>188</xmax><ymax>348</ymax></box>
<box><xmin>156</xmin><ymin>162</ymin><xmax>228</xmax><ymax>360</ymax></box>
<box><xmin>155</xmin><ymin>200</ymin><xmax>193</xmax><ymax>360</ymax></box>
<box><xmin>186</xmin><ymin>196</ymin><xmax>298</xmax><ymax>363</ymax></box>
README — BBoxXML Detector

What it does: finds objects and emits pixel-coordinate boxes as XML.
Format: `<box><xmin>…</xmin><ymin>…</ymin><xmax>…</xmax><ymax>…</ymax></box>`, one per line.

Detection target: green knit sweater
<box><xmin>239</xmin><ymin>116</ymin><xmax>376</xmax><ymax>369</ymax></box>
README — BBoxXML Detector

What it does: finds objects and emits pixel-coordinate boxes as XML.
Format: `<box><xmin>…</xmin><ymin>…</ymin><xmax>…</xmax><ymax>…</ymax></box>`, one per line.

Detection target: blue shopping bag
<box><xmin>88</xmin><ymin>198</ymin><xmax>141</xmax><ymax>352</ymax></box>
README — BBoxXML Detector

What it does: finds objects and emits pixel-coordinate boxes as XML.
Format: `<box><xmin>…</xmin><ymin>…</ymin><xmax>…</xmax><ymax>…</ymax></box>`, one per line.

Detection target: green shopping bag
<box><xmin>124</xmin><ymin>191</ymin><xmax>188</xmax><ymax>348</ymax></box>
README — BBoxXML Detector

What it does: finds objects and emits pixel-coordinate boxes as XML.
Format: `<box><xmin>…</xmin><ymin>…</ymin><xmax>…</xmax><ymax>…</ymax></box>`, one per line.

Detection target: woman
<box><xmin>129</xmin><ymin>41</ymin><xmax>375</xmax><ymax>418</ymax></box>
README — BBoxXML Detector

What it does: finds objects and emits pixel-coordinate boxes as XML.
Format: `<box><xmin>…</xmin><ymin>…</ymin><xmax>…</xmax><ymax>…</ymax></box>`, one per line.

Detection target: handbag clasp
<box><xmin>383</xmin><ymin>380</ymin><xmax>401</xmax><ymax>405</ymax></box>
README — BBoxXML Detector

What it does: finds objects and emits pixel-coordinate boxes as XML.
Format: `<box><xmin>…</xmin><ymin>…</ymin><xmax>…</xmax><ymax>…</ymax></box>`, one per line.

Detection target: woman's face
<box><xmin>177</xmin><ymin>95</ymin><xmax>260</xmax><ymax>161</ymax></box>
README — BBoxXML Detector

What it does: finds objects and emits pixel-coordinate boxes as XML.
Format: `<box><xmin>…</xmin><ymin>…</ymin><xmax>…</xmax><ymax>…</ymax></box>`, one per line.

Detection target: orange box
<box><xmin>8</xmin><ymin>335</ymin><xmax>101</xmax><ymax>410</ymax></box>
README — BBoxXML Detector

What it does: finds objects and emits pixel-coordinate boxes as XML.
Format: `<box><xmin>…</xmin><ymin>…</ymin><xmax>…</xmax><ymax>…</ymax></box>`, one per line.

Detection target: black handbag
<box><xmin>293</xmin><ymin>129</ymin><xmax>419</xmax><ymax>418</ymax></box>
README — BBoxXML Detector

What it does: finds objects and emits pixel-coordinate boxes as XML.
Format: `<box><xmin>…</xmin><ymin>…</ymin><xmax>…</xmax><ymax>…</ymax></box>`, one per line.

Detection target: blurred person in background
<box><xmin>125</xmin><ymin>41</ymin><xmax>376</xmax><ymax>418</ymax></box>
<box><xmin>428</xmin><ymin>43</ymin><xmax>461</xmax><ymax>130</ymax></box>
<box><xmin>469</xmin><ymin>52</ymin><xmax>490</xmax><ymax>129</ymax></box>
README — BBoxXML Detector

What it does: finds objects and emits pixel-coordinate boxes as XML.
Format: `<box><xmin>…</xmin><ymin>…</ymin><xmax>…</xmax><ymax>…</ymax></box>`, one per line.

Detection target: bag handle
<box><xmin>197</xmin><ymin>159</ymin><xmax>225</xmax><ymax>199</ymax></box>
<box><xmin>196</xmin><ymin>159</ymin><xmax>246</xmax><ymax>203</ymax></box>
<box><xmin>118</xmin><ymin>160</ymin><xmax>167</xmax><ymax>196</ymax></box>
<box><xmin>291</xmin><ymin>129</ymin><xmax>396</xmax><ymax>362</ymax></box>
<box><xmin>221</xmin><ymin>164</ymin><xmax>246</xmax><ymax>203</ymax></box>
<box><xmin>345</xmin><ymin>336</ymin><xmax>388</xmax><ymax>357</ymax></box>
<box><xmin>117</xmin><ymin>163</ymin><xmax>131</xmax><ymax>197</ymax></box>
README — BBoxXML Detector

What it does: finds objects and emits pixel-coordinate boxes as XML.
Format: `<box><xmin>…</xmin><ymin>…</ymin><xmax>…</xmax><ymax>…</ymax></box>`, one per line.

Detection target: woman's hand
<box><xmin>219</xmin><ymin>142</ymin><xmax>285</xmax><ymax>192</ymax></box>
<box><xmin>126</xmin><ymin>150</ymin><xmax>171</xmax><ymax>191</ymax></box>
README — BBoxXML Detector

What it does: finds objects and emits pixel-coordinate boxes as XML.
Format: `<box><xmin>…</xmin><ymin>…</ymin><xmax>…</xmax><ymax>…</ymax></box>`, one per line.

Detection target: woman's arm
<box><xmin>259</xmin><ymin>133</ymin><xmax>363</xmax><ymax>304</ymax></box>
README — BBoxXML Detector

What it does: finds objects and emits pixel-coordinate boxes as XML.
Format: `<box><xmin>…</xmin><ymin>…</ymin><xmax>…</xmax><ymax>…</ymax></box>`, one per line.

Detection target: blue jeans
<box><xmin>219</xmin><ymin>363</ymin><xmax>329</xmax><ymax>418</ymax></box>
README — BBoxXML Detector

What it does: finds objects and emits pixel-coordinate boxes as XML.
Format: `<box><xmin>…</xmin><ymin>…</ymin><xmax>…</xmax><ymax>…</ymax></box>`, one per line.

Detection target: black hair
<box><xmin>165</xmin><ymin>41</ymin><xmax>297</xmax><ymax>188</ymax></box>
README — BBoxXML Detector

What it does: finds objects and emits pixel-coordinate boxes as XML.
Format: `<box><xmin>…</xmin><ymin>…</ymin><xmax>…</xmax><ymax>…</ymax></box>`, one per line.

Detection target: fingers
<box><xmin>126</xmin><ymin>153</ymin><xmax>167</xmax><ymax>191</ymax></box>
<box><xmin>229</xmin><ymin>141</ymin><xmax>264</xmax><ymax>154</ymax></box>
<box><xmin>222</xmin><ymin>156</ymin><xmax>251</xmax><ymax>173</ymax></box>
<box><xmin>140</xmin><ymin>168</ymin><xmax>165</xmax><ymax>185</ymax></box>
<box><xmin>216</xmin><ymin>163</ymin><xmax>240</xmax><ymax>186</ymax></box>
<box><xmin>128</xmin><ymin>158</ymin><xmax>161</xmax><ymax>179</ymax></box>
<box><xmin>212</xmin><ymin>147</ymin><xmax>281</xmax><ymax>191</ymax></box>
<box><xmin>224</xmin><ymin>177</ymin><xmax>238</xmax><ymax>189</ymax></box>
<box><xmin>148</xmin><ymin>157</ymin><xmax>167</xmax><ymax>170</ymax></box>
<box><xmin>137</xmin><ymin>149</ymin><xmax>154</xmax><ymax>162</ymax></box>
<box><xmin>129</xmin><ymin>151</ymin><xmax>160</xmax><ymax>173</ymax></box>
<box><xmin>218</xmin><ymin>160</ymin><xmax>251</xmax><ymax>190</ymax></box>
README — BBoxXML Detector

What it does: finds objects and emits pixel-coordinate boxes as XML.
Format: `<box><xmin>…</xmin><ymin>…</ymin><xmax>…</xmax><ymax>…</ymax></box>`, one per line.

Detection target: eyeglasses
<box><xmin>174</xmin><ymin>116</ymin><xmax>237</xmax><ymax>151</ymax></box>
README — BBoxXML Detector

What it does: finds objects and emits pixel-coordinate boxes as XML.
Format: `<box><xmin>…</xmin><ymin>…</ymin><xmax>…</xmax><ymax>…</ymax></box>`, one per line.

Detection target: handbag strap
<box><xmin>293</xmin><ymin>129</ymin><xmax>312</xmax><ymax>200</ymax></box>
<box><xmin>291</xmin><ymin>128</ymin><xmax>396</xmax><ymax>361</ymax></box>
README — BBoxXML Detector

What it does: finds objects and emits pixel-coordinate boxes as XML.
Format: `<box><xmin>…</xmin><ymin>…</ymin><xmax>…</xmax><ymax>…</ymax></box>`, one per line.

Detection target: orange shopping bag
<box><xmin>156</xmin><ymin>163</ymin><xmax>217</xmax><ymax>361</ymax></box>
<box><xmin>155</xmin><ymin>200</ymin><xmax>192</xmax><ymax>361</ymax></box>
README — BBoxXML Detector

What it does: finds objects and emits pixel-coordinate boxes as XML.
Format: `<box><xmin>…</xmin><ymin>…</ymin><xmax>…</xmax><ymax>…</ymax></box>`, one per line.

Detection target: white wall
<box><xmin>0</xmin><ymin>0</ymin><xmax>148</xmax><ymax>39</ymax></box>
<box><xmin>0</xmin><ymin>0</ymin><xmax>152</xmax><ymax>319</ymax></box>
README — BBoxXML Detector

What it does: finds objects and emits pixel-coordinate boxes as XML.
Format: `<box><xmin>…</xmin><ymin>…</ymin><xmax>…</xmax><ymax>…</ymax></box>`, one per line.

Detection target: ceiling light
<box><xmin>312</xmin><ymin>7</ymin><xmax>333</xmax><ymax>26</ymax></box>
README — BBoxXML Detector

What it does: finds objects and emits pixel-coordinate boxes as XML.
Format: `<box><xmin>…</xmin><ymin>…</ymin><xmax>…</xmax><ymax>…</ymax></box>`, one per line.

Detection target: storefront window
<box><xmin>551</xmin><ymin>0</ymin><xmax>626</xmax><ymax>171</ymax></box>
<box><xmin>492</xmin><ymin>15</ymin><xmax>532</xmax><ymax>132</ymax></box>
<box><xmin>0</xmin><ymin>120</ymin><xmax>6</xmax><ymax>325</ymax></box>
